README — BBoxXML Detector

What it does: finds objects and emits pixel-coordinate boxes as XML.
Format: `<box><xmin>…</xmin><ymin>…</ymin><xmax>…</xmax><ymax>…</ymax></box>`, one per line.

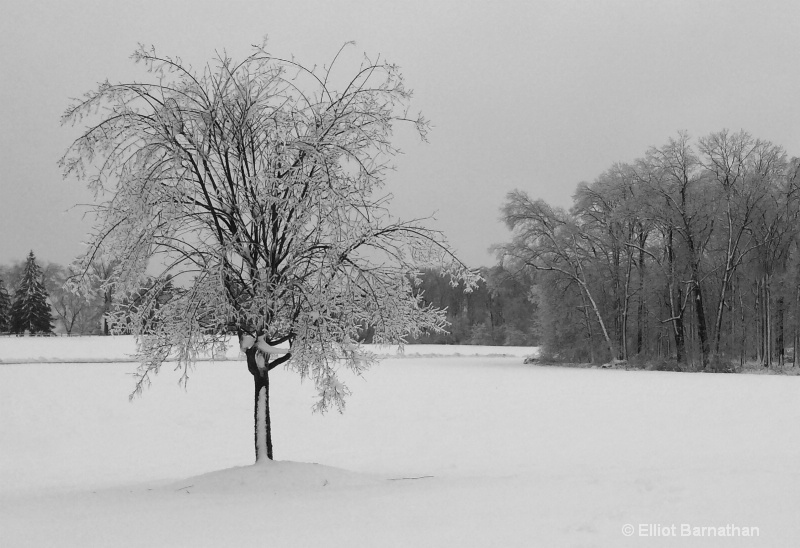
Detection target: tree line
<box><xmin>0</xmin><ymin>251</ymin><xmax>539</xmax><ymax>345</ymax></box>
<box><xmin>499</xmin><ymin>130</ymin><xmax>800</xmax><ymax>370</ymax></box>
<box><xmin>402</xmin><ymin>266</ymin><xmax>539</xmax><ymax>346</ymax></box>
<box><xmin>0</xmin><ymin>252</ymin><xmax>159</xmax><ymax>336</ymax></box>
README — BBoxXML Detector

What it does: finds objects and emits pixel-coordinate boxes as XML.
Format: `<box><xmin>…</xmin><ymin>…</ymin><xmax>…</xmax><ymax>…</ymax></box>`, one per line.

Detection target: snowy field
<box><xmin>0</xmin><ymin>335</ymin><xmax>534</xmax><ymax>363</ymax></box>
<box><xmin>2</xmin><ymin>337</ymin><xmax>800</xmax><ymax>546</ymax></box>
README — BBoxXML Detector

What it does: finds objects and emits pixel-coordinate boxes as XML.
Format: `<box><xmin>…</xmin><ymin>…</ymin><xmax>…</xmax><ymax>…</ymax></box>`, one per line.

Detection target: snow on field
<box><xmin>0</xmin><ymin>334</ymin><xmax>534</xmax><ymax>363</ymax></box>
<box><xmin>1</xmin><ymin>338</ymin><xmax>800</xmax><ymax>546</ymax></box>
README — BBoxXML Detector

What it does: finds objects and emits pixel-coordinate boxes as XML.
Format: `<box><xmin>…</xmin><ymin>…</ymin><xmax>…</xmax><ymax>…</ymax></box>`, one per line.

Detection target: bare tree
<box><xmin>44</xmin><ymin>263</ymin><xmax>93</xmax><ymax>335</ymax></box>
<box><xmin>500</xmin><ymin>191</ymin><xmax>618</xmax><ymax>362</ymax></box>
<box><xmin>698</xmin><ymin>130</ymin><xmax>787</xmax><ymax>361</ymax></box>
<box><xmin>573</xmin><ymin>163</ymin><xmax>646</xmax><ymax>361</ymax></box>
<box><xmin>644</xmin><ymin>133</ymin><xmax>715</xmax><ymax>368</ymax></box>
<box><xmin>61</xmin><ymin>41</ymin><xmax>476</xmax><ymax>462</ymax></box>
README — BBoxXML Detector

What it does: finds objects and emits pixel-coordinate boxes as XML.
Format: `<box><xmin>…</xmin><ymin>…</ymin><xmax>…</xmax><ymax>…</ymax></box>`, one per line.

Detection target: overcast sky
<box><xmin>2</xmin><ymin>0</ymin><xmax>799</xmax><ymax>269</ymax></box>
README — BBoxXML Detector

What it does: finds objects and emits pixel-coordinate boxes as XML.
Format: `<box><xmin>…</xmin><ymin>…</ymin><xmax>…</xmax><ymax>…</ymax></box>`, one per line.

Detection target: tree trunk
<box><xmin>668</xmin><ymin>282</ymin><xmax>686</xmax><ymax>364</ymax></box>
<box><xmin>246</xmin><ymin>347</ymin><xmax>273</xmax><ymax>462</ymax></box>
<box><xmin>765</xmin><ymin>275</ymin><xmax>772</xmax><ymax>368</ymax></box>
<box><xmin>580</xmin><ymin>279</ymin><xmax>617</xmax><ymax>362</ymax></box>
<box><xmin>777</xmin><ymin>295</ymin><xmax>785</xmax><ymax>368</ymax></box>
<box><xmin>673</xmin><ymin>309</ymin><xmax>686</xmax><ymax>365</ymax></box>
<box><xmin>692</xmin><ymin>271</ymin><xmax>710</xmax><ymax>369</ymax></box>
<box><xmin>755</xmin><ymin>278</ymin><xmax>763</xmax><ymax>364</ymax></box>
<box><xmin>729</xmin><ymin>274</ymin><xmax>736</xmax><ymax>359</ymax></box>
<box><xmin>794</xmin><ymin>279</ymin><xmax>799</xmax><ymax>368</ymax></box>
<box><xmin>103</xmin><ymin>289</ymin><xmax>112</xmax><ymax>336</ymax></box>
<box><xmin>713</xmin><ymin>269</ymin><xmax>731</xmax><ymax>355</ymax></box>
<box><xmin>612</xmin><ymin>232</ymin><xmax>623</xmax><ymax>360</ymax></box>
<box><xmin>620</xmin><ymin>242</ymin><xmax>634</xmax><ymax>361</ymax></box>
<box><xmin>739</xmin><ymin>282</ymin><xmax>746</xmax><ymax>368</ymax></box>
<box><xmin>636</xmin><ymin>230</ymin><xmax>647</xmax><ymax>356</ymax></box>
<box><xmin>573</xmin><ymin>255</ymin><xmax>618</xmax><ymax>361</ymax></box>
<box><xmin>665</xmin><ymin>226</ymin><xmax>685</xmax><ymax>364</ymax></box>
<box><xmin>579</xmin><ymin>291</ymin><xmax>595</xmax><ymax>363</ymax></box>
<box><xmin>678</xmin><ymin>187</ymin><xmax>709</xmax><ymax>367</ymax></box>
<box><xmin>712</xmin><ymin>229</ymin><xmax>743</xmax><ymax>356</ymax></box>
<box><xmin>687</xmin><ymin>294</ymin><xmax>695</xmax><ymax>367</ymax></box>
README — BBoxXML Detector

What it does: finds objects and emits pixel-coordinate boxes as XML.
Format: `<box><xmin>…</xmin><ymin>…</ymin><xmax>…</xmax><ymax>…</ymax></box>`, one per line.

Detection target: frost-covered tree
<box><xmin>10</xmin><ymin>251</ymin><xmax>54</xmax><ymax>335</ymax></box>
<box><xmin>45</xmin><ymin>262</ymin><xmax>103</xmax><ymax>335</ymax></box>
<box><xmin>62</xmin><ymin>41</ymin><xmax>476</xmax><ymax>461</ymax></box>
<box><xmin>87</xmin><ymin>257</ymin><xmax>118</xmax><ymax>335</ymax></box>
<box><xmin>0</xmin><ymin>277</ymin><xmax>11</xmax><ymax>332</ymax></box>
<box><xmin>500</xmin><ymin>193</ymin><xmax>619</xmax><ymax>361</ymax></box>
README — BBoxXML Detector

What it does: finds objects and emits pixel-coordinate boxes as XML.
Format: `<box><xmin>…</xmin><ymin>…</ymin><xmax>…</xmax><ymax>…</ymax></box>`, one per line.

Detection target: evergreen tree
<box><xmin>10</xmin><ymin>251</ymin><xmax>54</xmax><ymax>335</ymax></box>
<box><xmin>0</xmin><ymin>278</ymin><xmax>11</xmax><ymax>332</ymax></box>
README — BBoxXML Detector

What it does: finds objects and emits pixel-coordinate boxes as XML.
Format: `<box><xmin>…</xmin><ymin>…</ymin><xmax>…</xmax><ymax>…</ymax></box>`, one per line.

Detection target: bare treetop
<box><xmin>61</xmin><ymin>41</ymin><xmax>477</xmax><ymax>457</ymax></box>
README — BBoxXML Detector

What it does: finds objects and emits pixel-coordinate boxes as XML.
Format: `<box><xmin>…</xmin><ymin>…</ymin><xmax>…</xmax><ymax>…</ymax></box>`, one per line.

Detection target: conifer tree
<box><xmin>0</xmin><ymin>278</ymin><xmax>11</xmax><ymax>332</ymax></box>
<box><xmin>10</xmin><ymin>251</ymin><xmax>54</xmax><ymax>335</ymax></box>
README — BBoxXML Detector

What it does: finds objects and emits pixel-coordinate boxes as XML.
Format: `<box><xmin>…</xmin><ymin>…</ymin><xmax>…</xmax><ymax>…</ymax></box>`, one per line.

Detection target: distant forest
<box><xmin>0</xmin><ymin>258</ymin><xmax>540</xmax><ymax>345</ymax></box>
<box><xmin>391</xmin><ymin>267</ymin><xmax>539</xmax><ymax>346</ymax></box>
<box><xmin>0</xmin><ymin>257</ymin><xmax>189</xmax><ymax>337</ymax></box>
<box><xmin>0</xmin><ymin>257</ymin><xmax>106</xmax><ymax>336</ymax></box>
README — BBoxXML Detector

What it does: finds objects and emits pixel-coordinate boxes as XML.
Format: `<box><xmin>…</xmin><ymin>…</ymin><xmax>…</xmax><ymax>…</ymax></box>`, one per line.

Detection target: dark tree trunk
<box><xmin>777</xmin><ymin>295</ymin><xmax>785</xmax><ymax>367</ymax></box>
<box><xmin>739</xmin><ymin>282</ymin><xmax>746</xmax><ymax>368</ymax></box>
<box><xmin>755</xmin><ymin>278</ymin><xmax>763</xmax><ymax>364</ymax></box>
<box><xmin>579</xmin><ymin>291</ymin><xmax>595</xmax><ymax>363</ymax></box>
<box><xmin>692</xmin><ymin>271</ymin><xmax>710</xmax><ymax>369</ymax></box>
<box><xmin>667</xmin><ymin>279</ymin><xmax>686</xmax><ymax>364</ymax></box>
<box><xmin>636</xmin><ymin>230</ymin><xmax>647</xmax><ymax>356</ymax></box>
<box><xmin>765</xmin><ymin>276</ymin><xmax>772</xmax><ymax>368</ymax></box>
<box><xmin>666</xmin><ymin>226</ymin><xmax>686</xmax><ymax>364</ymax></box>
<box><xmin>103</xmin><ymin>289</ymin><xmax>112</xmax><ymax>336</ymax></box>
<box><xmin>794</xmin><ymin>279</ymin><xmax>800</xmax><ymax>368</ymax></box>
<box><xmin>612</xmin><ymin>231</ymin><xmax>622</xmax><ymax>360</ymax></box>
<box><xmin>246</xmin><ymin>347</ymin><xmax>273</xmax><ymax>461</ymax></box>
<box><xmin>673</xmin><ymin>309</ymin><xmax>686</xmax><ymax>364</ymax></box>
<box><xmin>241</xmin><ymin>333</ymin><xmax>293</xmax><ymax>463</ymax></box>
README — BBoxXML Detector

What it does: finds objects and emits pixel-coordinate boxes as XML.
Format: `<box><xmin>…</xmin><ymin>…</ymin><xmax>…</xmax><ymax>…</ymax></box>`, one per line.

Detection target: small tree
<box><xmin>62</xmin><ymin>41</ymin><xmax>475</xmax><ymax>462</ymax></box>
<box><xmin>45</xmin><ymin>262</ymin><xmax>103</xmax><ymax>335</ymax></box>
<box><xmin>0</xmin><ymin>278</ymin><xmax>11</xmax><ymax>332</ymax></box>
<box><xmin>10</xmin><ymin>251</ymin><xmax>54</xmax><ymax>335</ymax></box>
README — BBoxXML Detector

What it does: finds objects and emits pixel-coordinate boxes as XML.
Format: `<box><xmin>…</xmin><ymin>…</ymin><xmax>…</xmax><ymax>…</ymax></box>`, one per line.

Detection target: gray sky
<box><xmin>2</xmin><ymin>0</ymin><xmax>799</xmax><ymax>268</ymax></box>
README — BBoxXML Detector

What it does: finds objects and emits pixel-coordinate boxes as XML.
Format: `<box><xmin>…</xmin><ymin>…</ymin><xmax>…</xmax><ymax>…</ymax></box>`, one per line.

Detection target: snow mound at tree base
<box><xmin>166</xmin><ymin>461</ymin><xmax>383</xmax><ymax>495</ymax></box>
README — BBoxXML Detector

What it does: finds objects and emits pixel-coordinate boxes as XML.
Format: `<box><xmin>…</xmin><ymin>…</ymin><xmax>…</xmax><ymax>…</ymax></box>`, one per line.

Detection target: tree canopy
<box><xmin>62</xmin><ymin>41</ymin><xmax>476</xmax><ymax>458</ymax></box>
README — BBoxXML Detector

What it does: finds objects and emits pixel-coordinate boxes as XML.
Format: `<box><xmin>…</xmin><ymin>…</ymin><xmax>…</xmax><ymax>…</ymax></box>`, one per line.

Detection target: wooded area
<box><xmin>6</xmin><ymin>128</ymin><xmax>800</xmax><ymax>372</ymax></box>
<box><xmin>0</xmin><ymin>256</ymin><xmax>116</xmax><ymax>336</ymax></box>
<box><xmin>400</xmin><ymin>267</ymin><xmax>539</xmax><ymax>346</ymax></box>
<box><xmin>500</xmin><ymin>130</ymin><xmax>800</xmax><ymax>370</ymax></box>
<box><xmin>0</xmin><ymin>258</ymin><xmax>540</xmax><ymax>346</ymax></box>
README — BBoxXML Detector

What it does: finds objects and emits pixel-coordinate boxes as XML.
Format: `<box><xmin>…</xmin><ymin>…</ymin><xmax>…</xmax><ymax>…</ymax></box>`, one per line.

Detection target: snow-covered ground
<box><xmin>0</xmin><ymin>334</ymin><xmax>534</xmax><ymax>363</ymax></box>
<box><xmin>1</xmin><ymin>338</ymin><xmax>799</xmax><ymax>546</ymax></box>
